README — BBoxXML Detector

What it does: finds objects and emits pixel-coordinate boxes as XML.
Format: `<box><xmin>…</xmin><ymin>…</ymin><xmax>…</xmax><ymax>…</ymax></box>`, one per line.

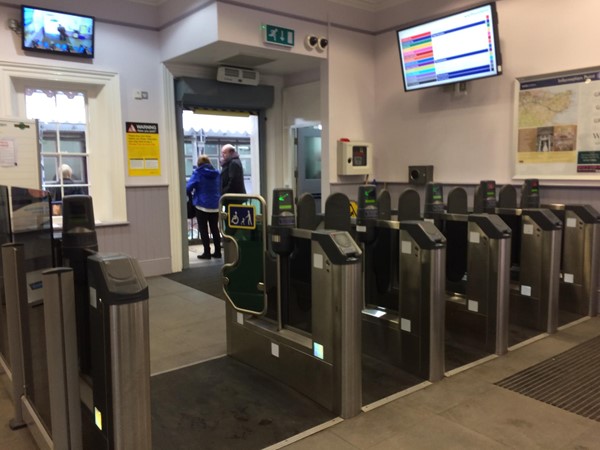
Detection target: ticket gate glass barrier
<box><xmin>0</xmin><ymin>185</ymin><xmax>12</xmax><ymax>369</ymax></box>
<box><xmin>287</xmin><ymin>231</ymin><xmax>314</xmax><ymax>333</ymax></box>
<box><xmin>42</xmin><ymin>268</ymin><xmax>82</xmax><ymax>450</ymax></box>
<box><xmin>496</xmin><ymin>207</ymin><xmax>562</xmax><ymax>345</ymax></box>
<box><xmin>1</xmin><ymin>245</ymin><xmax>75</xmax><ymax>450</ymax></box>
<box><xmin>5</xmin><ymin>187</ymin><xmax>55</xmax><ymax>440</ymax></box>
<box><xmin>1</xmin><ymin>243</ymin><xmax>28</xmax><ymax>431</ymax></box>
<box><xmin>543</xmin><ymin>204</ymin><xmax>600</xmax><ymax>324</ymax></box>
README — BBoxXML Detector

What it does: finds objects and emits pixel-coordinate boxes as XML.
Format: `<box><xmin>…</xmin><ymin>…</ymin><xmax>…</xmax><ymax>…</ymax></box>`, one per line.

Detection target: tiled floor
<box><xmin>2</xmin><ymin>270</ymin><xmax>600</xmax><ymax>449</ymax></box>
<box><xmin>281</xmin><ymin>317</ymin><xmax>600</xmax><ymax>450</ymax></box>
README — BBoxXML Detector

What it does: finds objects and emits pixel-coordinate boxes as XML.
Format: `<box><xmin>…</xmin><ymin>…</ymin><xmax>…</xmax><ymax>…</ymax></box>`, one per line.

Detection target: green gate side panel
<box><xmin>223</xmin><ymin>228</ymin><xmax>266</xmax><ymax>314</ymax></box>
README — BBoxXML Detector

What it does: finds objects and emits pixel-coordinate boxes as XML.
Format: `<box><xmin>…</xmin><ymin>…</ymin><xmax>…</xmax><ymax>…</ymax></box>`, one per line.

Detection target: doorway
<box><xmin>295</xmin><ymin>125</ymin><xmax>322</xmax><ymax>211</ymax></box>
<box><xmin>182</xmin><ymin>110</ymin><xmax>260</xmax><ymax>266</ymax></box>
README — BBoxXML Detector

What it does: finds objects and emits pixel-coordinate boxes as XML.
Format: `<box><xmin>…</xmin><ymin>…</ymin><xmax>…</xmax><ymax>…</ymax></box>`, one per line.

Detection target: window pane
<box><xmin>240</xmin><ymin>157</ymin><xmax>251</xmax><ymax>176</ymax></box>
<box><xmin>40</xmin><ymin>124</ymin><xmax>58</xmax><ymax>153</ymax></box>
<box><xmin>62</xmin><ymin>156</ymin><xmax>87</xmax><ymax>183</ymax></box>
<box><xmin>42</xmin><ymin>156</ymin><xmax>59</xmax><ymax>184</ymax></box>
<box><xmin>59</xmin><ymin>137</ymin><xmax>86</xmax><ymax>154</ymax></box>
<box><xmin>185</xmin><ymin>158</ymin><xmax>194</xmax><ymax>178</ymax></box>
<box><xmin>55</xmin><ymin>92</ymin><xmax>86</xmax><ymax>123</ymax></box>
<box><xmin>237</xmin><ymin>144</ymin><xmax>251</xmax><ymax>155</ymax></box>
<box><xmin>304</xmin><ymin>136</ymin><xmax>322</xmax><ymax>180</ymax></box>
<box><xmin>26</xmin><ymin>90</ymin><xmax>57</xmax><ymax>121</ymax></box>
<box><xmin>41</xmin><ymin>137</ymin><xmax>58</xmax><ymax>153</ymax></box>
<box><xmin>184</xmin><ymin>141</ymin><xmax>194</xmax><ymax>156</ymax></box>
<box><xmin>204</xmin><ymin>144</ymin><xmax>219</xmax><ymax>156</ymax></box>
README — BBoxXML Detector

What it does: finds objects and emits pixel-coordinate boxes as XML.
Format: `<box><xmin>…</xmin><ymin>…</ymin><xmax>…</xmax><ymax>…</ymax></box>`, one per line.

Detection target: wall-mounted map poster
<box><xmin>514</xmin><ymin>67</ymin><xmax>600</xmax><ymax>179</ymax></box>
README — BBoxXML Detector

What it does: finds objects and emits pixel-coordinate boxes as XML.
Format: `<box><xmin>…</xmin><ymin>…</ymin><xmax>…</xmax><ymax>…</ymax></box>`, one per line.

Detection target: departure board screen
<box><xmin>397</xmin><ymin>3</ymin><xmax>502</xmax><ymax>91</ymax></box>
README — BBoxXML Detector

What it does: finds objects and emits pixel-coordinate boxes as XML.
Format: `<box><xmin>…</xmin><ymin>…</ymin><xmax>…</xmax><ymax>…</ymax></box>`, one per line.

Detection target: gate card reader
<box><xmin>87</xmin><ymin>252</ymin><xmax>151</xmax><ymax>450</ymax></box>
<box><xmin>88</xmin><ymin>252</ymin><xmax>148</xmax><ymax>302</ymax></box>
<box><xmin>357</xmin><ymin>185</ymin><xmax>378</xmax><ymax>222</ymax></box>
<box><xmin>521</xmin><ymin>179</ymin><xmax>540</xmax><ymax>208</ymax></box>
<box><xmin>271</xmin><ymin>188</ymin><xmax>295</xmax><ymax>227</ymax></box>
<box><xmin>474</xmin><ymin>180</ymin><xmax>497</xmax><ymax>213</ymax></box>
<box><xmin>312</xmin><ymin>230</ymin><xmax>362</xmax><ymax>263</ymax></box>
<box><xmin>271</xmin><ymin>188</ymin><xmax>295</xmax><ymax>255</ymax></box>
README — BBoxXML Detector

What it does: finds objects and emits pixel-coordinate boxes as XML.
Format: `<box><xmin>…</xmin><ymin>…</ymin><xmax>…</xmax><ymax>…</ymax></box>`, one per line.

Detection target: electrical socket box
<box><xmin>337</xmin><ymin>141</ymin><xmax>373</xmax><ymax>175</ymax></box>
<box><xmin>408</xmin><ymin>165</ymin><xmax>434</xmax><ymax>185</ymax></box>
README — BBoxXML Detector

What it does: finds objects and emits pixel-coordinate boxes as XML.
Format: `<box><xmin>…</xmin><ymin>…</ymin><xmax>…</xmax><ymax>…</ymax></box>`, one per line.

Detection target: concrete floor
<box><xmin>2</xmin><ymin>272</ymin><xmax>600</xmax><ymax>449</ymax></box>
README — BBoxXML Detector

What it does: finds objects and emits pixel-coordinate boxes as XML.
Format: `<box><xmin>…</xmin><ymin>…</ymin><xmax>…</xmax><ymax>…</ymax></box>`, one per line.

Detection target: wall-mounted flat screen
<box><xmin>397</xmin><ymin>3</ymin><xmax>501</xmax><ymax>91</ymax></box>
<box><xmin>22</xmin><ymin>5</ymin><xmax>95</xmax><ymax>58</ymax></box>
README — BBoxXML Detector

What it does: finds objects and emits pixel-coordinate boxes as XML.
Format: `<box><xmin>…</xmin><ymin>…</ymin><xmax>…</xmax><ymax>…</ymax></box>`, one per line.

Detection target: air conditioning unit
<box><xmin>216</xmin><ymin>66</ymin><xmax>260</xmax><ymax>86</ymax></box>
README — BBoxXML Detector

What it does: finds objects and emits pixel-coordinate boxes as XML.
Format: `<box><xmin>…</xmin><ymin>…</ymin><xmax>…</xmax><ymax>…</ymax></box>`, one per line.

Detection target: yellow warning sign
<box><xmin>349</xmin><ymin>201</ymin><xmax>358</xmax><ymax>218</ymax></box>
<box><xmin>126</xmin><ymin>122</ymin><xmax>161</xmax><ymax>176</ymax></box>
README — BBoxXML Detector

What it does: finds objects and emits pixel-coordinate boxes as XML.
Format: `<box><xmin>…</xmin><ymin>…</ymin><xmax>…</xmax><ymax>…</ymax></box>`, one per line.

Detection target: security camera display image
<box><xmin>22</xmin><ymin>6</ymin><xmax>94</xmax><ymax>56</ymax></box>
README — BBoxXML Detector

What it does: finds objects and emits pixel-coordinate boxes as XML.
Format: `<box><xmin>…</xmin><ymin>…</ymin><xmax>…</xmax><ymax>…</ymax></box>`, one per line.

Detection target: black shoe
<box><xmin>197</xmin><ymin>253</ymin><xmax>211</xmax><ymax>260</ymax></box>
<box><xmin>211</xmin><ymin>252</ymin><xmax>222</xmax><ymax>258</ymax></box>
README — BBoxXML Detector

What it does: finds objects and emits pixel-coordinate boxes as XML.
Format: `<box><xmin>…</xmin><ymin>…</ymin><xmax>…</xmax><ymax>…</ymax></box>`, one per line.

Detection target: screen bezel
<box><xmin>396</xmin><ymin>2</ymin><xmax>502</xmax><ymax>92</ymax></box>
<box><xmin>21</xmin><ymin>4</ymin><xmax>95</xmax><ymax>59</ymax></box>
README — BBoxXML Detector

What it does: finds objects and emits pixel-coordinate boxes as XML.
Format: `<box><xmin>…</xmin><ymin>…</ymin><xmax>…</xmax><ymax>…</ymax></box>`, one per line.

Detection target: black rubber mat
<box><xmin>496</xmin><ymin>335</ymin><xmax>600</xmax><ymax>421</ymax></box>
<box><xmin>164</xmin><ymin>264</ymin><xmax>225</xmax><ymax>300</ymax></box>
<box><xmin>151</xmin><ymin>356</ymin><xmax>336</xmax><ymax>450</ymax></box>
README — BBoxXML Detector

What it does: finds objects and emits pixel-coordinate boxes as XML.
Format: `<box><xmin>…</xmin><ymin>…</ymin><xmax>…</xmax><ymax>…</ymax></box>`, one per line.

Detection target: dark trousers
<box><xmin>196</xmin><ymin>209</ymin><xmax>221</xmax><ymax>255</ymax></box>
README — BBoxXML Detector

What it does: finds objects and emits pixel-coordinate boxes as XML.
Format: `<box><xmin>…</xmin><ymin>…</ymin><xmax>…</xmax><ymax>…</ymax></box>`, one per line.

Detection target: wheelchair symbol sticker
<box><xmin>228</xmin><ymin>204</ymin><xmax>256</xmax><ymax>230</ymax></box>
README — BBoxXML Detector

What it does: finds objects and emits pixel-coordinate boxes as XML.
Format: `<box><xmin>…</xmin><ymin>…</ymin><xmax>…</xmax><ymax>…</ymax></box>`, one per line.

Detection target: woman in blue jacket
<box><xmin>186</xmin><ymin>155</ymin><xmax>221</xmax><ymax>259</ymax></box>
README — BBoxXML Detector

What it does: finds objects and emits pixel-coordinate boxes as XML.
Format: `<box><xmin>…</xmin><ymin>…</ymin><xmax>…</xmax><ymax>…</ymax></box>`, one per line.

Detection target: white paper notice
<box><xmin>0</xmin><ymin>139</ymin><xmax>16</xmax><ymax>167</ymax></box>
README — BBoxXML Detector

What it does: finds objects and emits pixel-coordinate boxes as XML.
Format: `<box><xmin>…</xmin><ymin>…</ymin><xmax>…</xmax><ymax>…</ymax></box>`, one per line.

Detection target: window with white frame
<box><xmin>25</xmin><ymin>89</ymin><xmax>90</xmax><ymax>202</ymax></box>
<box><xmin>0</xmin><ymin>63</ymin><xmax>127</xmax><ymax>224</ymax></box>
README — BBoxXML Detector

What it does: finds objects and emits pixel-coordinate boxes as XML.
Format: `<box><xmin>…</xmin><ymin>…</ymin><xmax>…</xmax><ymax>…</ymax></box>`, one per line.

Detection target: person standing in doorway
<box><xmin>186</xmin><ymin>155</ymin><xmax>221</xmax><ymax>259</ymax></box>
<box><xmin>220</xmin><ymin>144</ymin><xmax>246</xmax><ymax>235</ymax></box>
<box><xmin>220</xmin><ymin>144</ymin><xmax>246</xmax><ymax>198</ymax></box>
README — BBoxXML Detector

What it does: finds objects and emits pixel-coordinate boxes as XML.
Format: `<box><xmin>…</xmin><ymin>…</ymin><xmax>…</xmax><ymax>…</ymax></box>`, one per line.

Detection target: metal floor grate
<box><xmin>496</xmin><ymin>335</ymin><xmax>600</xmax><ymax>421</ymax></box>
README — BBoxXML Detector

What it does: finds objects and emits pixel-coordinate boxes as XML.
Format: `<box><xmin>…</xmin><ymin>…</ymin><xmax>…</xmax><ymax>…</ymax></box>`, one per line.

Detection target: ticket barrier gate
<box><xmin>340</xmin><ymin>187</ymin><xmax>447</xmax><ymax>382</ymax></box>
<box><xmin>220</xmin><ymin>193</ymin><xmax>363</xmax><ymax>419</ymax></box>
<box><xmin>498</xmin><ymin>181</ymin><xmax>600</xmax><ymax>323</ymax></box>
<box><xmin>85</xmin><ymin>253</ymin><xmax>151</xmax><ymax>450</ymax></box>
<box><xmin>476</xmin><ymin>181</ymin><xmax>562</xmax><ymax>339</ymax></box>
<box><xmin>543</xmin><ymin>204</ymin><xmax>600</xmax><ymax>320</ymax></box>
<box><xmin>1</xmin><ymin>194</ymin><xmax>151</xmax><ymax>450</ymax></box>
<box><xmin>2</xmin><ymin>245</ymin><xmax>82</xmax><ymax>449</ymax></box>
<box><xmin>423</xmin><ymin>183</ymin><xmax>512</xmax><ymax>357</ymax></box>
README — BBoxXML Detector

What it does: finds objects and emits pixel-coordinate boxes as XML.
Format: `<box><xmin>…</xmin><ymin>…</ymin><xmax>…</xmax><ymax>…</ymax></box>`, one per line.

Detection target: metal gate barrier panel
<box><xmin>223</xmin><ymin>193</ymin><xmax>363</xmax><ymax>418</ymax></box>
<box><xmin>545</xmin><ymin>204</ymin><xmax>600</xmax><ymax>318</ymax></box>
<box><xmin>498</xmin><ymin>208</ymin><xmax>562</xmax><ymax>334</ymax></box>
<box><xmin>398</xmin><ymin>221</ymin><xmax>446</xmax><ymax>382</ymax></box>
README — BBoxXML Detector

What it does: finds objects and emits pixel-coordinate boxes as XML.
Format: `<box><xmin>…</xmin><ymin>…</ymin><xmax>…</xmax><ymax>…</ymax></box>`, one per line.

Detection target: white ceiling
<box><xmin>127</xmin><ymin>0</ymin><xmax>408</xmax><ymax>11</ymax></box>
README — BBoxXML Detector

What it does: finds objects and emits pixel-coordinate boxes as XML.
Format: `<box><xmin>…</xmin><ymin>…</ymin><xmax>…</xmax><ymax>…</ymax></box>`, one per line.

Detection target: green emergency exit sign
<box><xmin>263</xmin><ymin>24</ymin><xmax>295</xmax><ymax>47</ymax></box>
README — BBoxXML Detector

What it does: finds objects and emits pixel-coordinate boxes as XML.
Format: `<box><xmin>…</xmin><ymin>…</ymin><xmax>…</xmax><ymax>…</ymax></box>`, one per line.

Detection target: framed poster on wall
<box><xmin>513</xmin><ymin>66</ymin><xmax>600</xmax><ymax>181</ymax></box>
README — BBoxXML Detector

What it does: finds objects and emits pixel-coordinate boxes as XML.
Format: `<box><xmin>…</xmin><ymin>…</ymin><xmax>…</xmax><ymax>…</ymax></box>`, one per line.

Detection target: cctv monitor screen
<box><xmin>397</xmin><ymin>3</ymin><xmax>501</xmax><ymax>91</ymax></box>
<box><xmin>22</xmin><ymin>5</ymin><xmax>95</xmax><ymax>58</ymax></box>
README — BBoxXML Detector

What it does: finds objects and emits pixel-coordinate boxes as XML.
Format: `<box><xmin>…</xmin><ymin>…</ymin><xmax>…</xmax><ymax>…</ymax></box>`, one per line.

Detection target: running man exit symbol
<box><xmin>228</xmin><ymin>204</ymin><xmax>257</xmax><ymax>230</ymax></box>
<box><xmin>263</xmin><ymin>24</ymin><xmax>295</xmax><ymax>47</ymax></box>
